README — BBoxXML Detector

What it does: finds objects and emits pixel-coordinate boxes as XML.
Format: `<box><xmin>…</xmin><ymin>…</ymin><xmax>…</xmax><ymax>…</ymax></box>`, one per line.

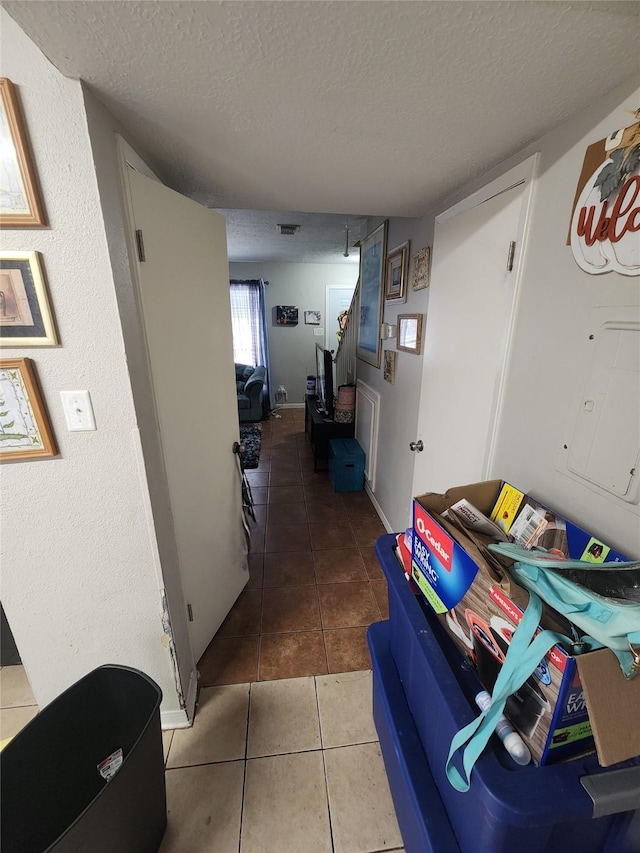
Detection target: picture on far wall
<box><xmin>383</xmin><ymin>349</ymin><xmax>397</xmax><ymax>384</ymax></box>
<box><xmin>0</xmin><ymin>357</ymin><xmax>58</xmax><ymax>461</ymax></box>
<box><xmin>356</xmin><ymin>220</ymin><xmax>388</xmax><ymax>368</ymax></box>
<box><xmin>275</xmin><ymin>305</ymin><xmax>299</xmax><ymax>326</ymax></box>
<box><xmin>411</xmin><ymin>246</ymin><xmax>431</xmax><ymax>291</ymax></box>
<box><xmin>304</xmin><ymin>310</ymin><xmax>321</xmax><ymax>325</ymax></box>
<box><xmin>385</xmin><ymin>240</ymin><xmax>410</xmax><ymax>302</ymax></box>
<box><xmin>0</xmin><ymin>252</ymin><xmax>58</xmax><ymax>346</ymax></box>
<box><xmin>0</xmin><ymin>78</ymin><xmax>46</xmax><ymax>227</ymax></box>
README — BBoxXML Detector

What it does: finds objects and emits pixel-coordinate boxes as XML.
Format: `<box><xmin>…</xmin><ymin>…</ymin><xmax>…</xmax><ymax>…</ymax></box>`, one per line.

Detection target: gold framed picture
<box><xmin>0</xmin><ymin>358</ymin><xmax>58</xmax><ymax>461</ymax></box>
<box><xmin>411</xmin><ymin>246</ymin><xmax>431</xmax><ymax>291</ymax></box>
<box><xmin>385</xmin><ymin>240</ymin><xmax>410</xmax><ymax>303</ymax></box>
<box><xmin>0</xmin><ymin>252</ymin><xmax>58</xmax><ymax>346</ymax></box>
<box><xmin>383</xmin><ymin>349</ymin><xmax>397</xmax><ymax>384</ymax></box>
<box><xmin>357</xmin><ymin>220</ymin><xmax>388</xmax><ymax>368</ymax></box>
<box><xmin>0</xmin><ymin>78</ymin><xmax>46</xmax><ymax>227</ymax></box>
<box><xmin>397</xmin><ymin>313</ymin><xmax>424</xmax><ymax>355</ymax></box>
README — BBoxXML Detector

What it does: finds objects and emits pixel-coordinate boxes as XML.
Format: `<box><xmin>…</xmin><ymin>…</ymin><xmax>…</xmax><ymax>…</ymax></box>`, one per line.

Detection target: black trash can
<box><xmin>1</xmin><ymin>665</ymin><xmax>166</xmax><ymax>853</ymax></box>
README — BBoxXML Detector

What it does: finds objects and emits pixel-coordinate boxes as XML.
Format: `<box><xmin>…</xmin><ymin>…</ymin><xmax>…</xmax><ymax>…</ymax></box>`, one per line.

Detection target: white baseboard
<box><xmin>275</xmin><ymin>402</ymin><xmax>304</xmax><ymax>409</ymax></box>
<box><xmin>161</xmin><ymin>667</ymin><xmax>198</xmax><ymax>729</ymax></box>
<box><xmin>365</xmin><ymin>483</ymin><xmax>393</xmax><ymax>533</ymax></box>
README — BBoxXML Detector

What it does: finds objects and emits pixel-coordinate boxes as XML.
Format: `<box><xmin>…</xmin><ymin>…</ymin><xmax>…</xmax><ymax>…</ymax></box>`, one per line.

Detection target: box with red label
<box><xmin>410</xmin><ymin>480</ymin><xmax>640</xmax><ymax>767</ymax></box>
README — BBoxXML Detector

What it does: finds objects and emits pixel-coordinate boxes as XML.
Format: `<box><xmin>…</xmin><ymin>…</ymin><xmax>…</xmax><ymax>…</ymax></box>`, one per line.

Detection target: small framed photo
<box><xmin>275</xmin><ymin>305</ymin><xmax>298</xmax><ymax>326</ymax></box>
<box><xmin>304</xmin><ymin>310</ymin><xmax>321</xmax><ymax>325</ymax></box>
<box><xmin>411</xmin><ymin>246</ymin><xmax>431</xmax><ymax>291</ymax></box>
<box><xmin>385</xmin><ymin>241</ymin><xmax>410</xmax><ymax>302</ymax></box>
<box><xmin>0</xmin><ymin>78</ymin><xmax>46</xmax><ymax>227</ymax></box>
<box><xmin>397</xmin><ymin>313</ymin><xmax>424</xmax><ymax>355</ymax></box>
<box><xmin>0</xmin><ymin>358</ymin><xmax>58</xmax><ymax>461</ymax></box>
<box><xmin>383</xmin><ymin>349</ymin><xmax>397</xmax><ymax>384</ymax></box>
<box><xmin>0</xmin><ymin>252</ymin><xmax>58</xmax><ymax>346</ymax></box>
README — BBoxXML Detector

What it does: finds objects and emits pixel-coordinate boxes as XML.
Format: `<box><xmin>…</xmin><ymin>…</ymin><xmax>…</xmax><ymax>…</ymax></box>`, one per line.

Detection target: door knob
<box><xmin>409</xmin><ymin>440</ymin><xmax>424</xmax><ymax>452</ymax></box>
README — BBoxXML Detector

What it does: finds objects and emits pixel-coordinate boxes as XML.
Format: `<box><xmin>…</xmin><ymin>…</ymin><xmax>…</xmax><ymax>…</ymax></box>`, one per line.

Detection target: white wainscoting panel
<box><xmin>355</xmin><ymin>380</ymin><xmax>380</xmax><ymax>492</ymax></box>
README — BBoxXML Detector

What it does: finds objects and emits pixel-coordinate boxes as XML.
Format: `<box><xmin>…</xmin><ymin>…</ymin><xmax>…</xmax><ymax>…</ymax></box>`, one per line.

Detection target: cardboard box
<box><xmin>411</xmin><ymin>480</ymin><xmax>640</xmax><ymax>767</ymax></box>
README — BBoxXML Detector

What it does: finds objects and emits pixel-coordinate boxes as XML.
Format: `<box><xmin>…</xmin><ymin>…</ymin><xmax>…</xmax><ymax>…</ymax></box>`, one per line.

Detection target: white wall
<box><xmin>0</xmin><ymin>12</ymin><xmax>180</xmax><ymax>710</ymax></box>
<box><xmin>229</xmin><ymin>262</ymin><xmax>358</xmax><ymax>403</ymax></box>
<box><xmin>362</xmin><ymin>76</ymin><xmax>640</xmax><ymax>557</ymax></box>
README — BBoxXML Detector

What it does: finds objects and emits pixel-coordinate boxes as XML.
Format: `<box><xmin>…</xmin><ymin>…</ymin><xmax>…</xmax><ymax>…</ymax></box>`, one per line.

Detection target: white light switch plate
<box><xmin>313</xmin><ymin>328</ymin><xmax>324</xmax><ymax>336</ymax></box>
<box><xmin>60</xmin><ymin>390</ymin><xmax>97</xmax><ymax>431</ymax></box>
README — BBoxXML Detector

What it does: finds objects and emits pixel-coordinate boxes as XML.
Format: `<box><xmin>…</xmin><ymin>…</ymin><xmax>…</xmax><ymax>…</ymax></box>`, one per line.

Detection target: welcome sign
<box><xmin>568</xmin><ymin>116</ymin><xmax>640</xmax><ymax>276</ymax></box>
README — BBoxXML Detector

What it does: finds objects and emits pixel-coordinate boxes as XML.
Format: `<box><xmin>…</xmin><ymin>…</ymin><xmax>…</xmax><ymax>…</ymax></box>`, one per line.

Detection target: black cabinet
<box><xmin>304</xmin><ymin>394</ymin><xmax>355</xmax><ymax>471</ymax></box>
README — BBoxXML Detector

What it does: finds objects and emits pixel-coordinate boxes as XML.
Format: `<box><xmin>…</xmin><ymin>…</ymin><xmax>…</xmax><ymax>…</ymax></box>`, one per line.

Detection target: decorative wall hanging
<box><xmin>357</xmin><ymin>220</ymin><xmax>388</xmax><ymax>368</ymax></box>
<box><xmin>569</xmin><ymin>114</ymin><xmax>640</xmax><ymax>276</ymax></box>
<box><xmin>411</xmin><ymin>246</ymin><xmax>431</xmax><ymax>291</ymax></box>
<box><xmin>0</xmin><ymin>79</ymin><xmax>46</xmax><ymax>227</ymax></box>
<box><xmin>0</xmin><ymin>358</ymin><xmax>58</xmax><ymax>461</ymax></box>
<box><xmin>0</xmin><ymin>252</ymin><xmax>58</xmax><ymax>346</ymax></box>
<box><xmin>304</xmin><ymin>310</ymin><xmax>321</xmax><ymax>325</ymax></box>
<box><xmin>397</xmin><ymin>313</ymin><xmax>424</xmax><ymax>355</ymax></box>
<box><xmin>275</xmin><ymin>305</ymin><xmax>298</xmax><ymax>325</ymax></box>
<box><xmin>385</xmin><ymin>240</ymin><xmax>410</xmax><ymax>303</ymax></box>
<box><xmin>383</xmin><ymin>349</ymin><xmax>397</xmax><ymax>384</ymax></box>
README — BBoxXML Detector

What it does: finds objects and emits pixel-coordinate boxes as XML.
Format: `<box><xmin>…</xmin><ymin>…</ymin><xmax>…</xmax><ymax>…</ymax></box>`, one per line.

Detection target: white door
<box><xmin>128</xmin><ymin>168</ymin><xmax>247</xmax><ymax>661</ymax></box>
<box><xmin>411</xmin><ymin>162</ymin><xmax>535</xmax><ymax>496</ymax></box>
<box><xmin>326</xmin><ymin>285</ymin><xmax>356</xmax><ymax>355</ymax></box>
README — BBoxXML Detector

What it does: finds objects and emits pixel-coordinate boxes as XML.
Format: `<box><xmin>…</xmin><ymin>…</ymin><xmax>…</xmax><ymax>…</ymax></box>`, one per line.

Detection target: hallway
<box><xmin>197</xmin><ymin>407</ymin><xmax>389</xmax><ymax>685</ymax></box>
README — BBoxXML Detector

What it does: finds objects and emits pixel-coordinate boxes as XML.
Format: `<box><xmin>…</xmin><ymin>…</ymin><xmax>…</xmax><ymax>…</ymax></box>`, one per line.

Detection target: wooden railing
<box><xmin>333</xmin><ymin>277</ymin><xmax>359</xmax><ymax>389</ymax></box>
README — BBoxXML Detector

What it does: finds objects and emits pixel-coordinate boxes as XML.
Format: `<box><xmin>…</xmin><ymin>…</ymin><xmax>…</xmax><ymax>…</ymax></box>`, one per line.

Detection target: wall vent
<box><xmin>276</xmin><ymin>224</ymin><xmax>300</xmax><ymax>236</ymax></box>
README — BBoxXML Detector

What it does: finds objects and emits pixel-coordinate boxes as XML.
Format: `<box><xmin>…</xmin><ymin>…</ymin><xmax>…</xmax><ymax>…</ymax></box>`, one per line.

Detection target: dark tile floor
<box><xmin>198</xmin><ymin>408</ymin><xmax>389</xmax><ymax>685</ymax></box>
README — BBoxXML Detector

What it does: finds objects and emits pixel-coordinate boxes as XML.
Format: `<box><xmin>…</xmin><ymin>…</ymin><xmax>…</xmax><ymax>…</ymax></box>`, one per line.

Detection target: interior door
<box><xmin>128</xmin><ymin>168</ymin><xmax>247</xmax><ymax>661</ymax></box>
<box><xmin>411</xmin><ymin>180</ymin><xmax>527</xmax><ymax>496</ymax></box>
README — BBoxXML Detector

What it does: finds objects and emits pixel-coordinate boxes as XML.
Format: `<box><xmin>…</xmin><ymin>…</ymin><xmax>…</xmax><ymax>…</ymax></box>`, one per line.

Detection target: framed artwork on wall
<box><xmin>0</xmin><ymin>358</ymin><xmax>58</xmax><ymax>461</ymax></box>
<box><xmin>0</xmin><ymin>252</ymin><xmax>58</xmax><ymax>346</ymax></box>
<box><xmin>383</xmin><ymin>349</ymin><xmax>397</xmax><ymax>384</ymax></box>
<box><xmin>385</xmin><ymin>240</ymin><xmax>410</xmax><ymax>302</ymax></box>
<box><xmin>275</xmin><ymin>305</ymin><xmax>298</xmax><ymax>325</ymax></box>
<box><xmin>0</xmin><ymin>78</ymin><xmax>46</xmax><ymax>227</ymax></box>
<box><xmin>304</xmin><ymin>310</ymin><xmax>321</xmax><ymax>325</ymax></box>
<box><xmin>411</xmin><ymin>246</ymin><xmax>431</xmax><ymax>291</ymax></box>
<box><xmin>397</xmin><ymin>313</ymin><xmax>424</xmax><ymax>355</ymax></box>
<box><xmin>356</xmin><ymin>220</ymin><xmax>388</xmax><ymax>368</ymax></box>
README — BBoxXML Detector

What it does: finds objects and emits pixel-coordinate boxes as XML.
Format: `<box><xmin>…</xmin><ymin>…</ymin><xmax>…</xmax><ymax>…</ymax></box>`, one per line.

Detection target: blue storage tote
<box><xmin>329</xmin><ymin>438</ymin><xmax>365</xmax><ymax>492</ymax></box>
<box><xmin>371</xmin><ymin>534</ymin><xmax>640</xmax><ymax>853</ymax></box>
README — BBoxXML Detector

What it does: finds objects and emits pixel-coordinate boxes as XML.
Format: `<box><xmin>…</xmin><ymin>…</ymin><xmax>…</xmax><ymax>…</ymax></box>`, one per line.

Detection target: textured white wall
<box><xmin>0</xmin><ymin>12</ymin><xmax>179</xmax><ymax>710</ymax></box>
<box><xmin>229</xmin><ymin>262</ymin><xmax>358</xmax><ymax>403</ymax></box>
<box><xmin>362</xmin><ymin>77</ymin><xmax>640</xmax><ymax>556</ymax></box>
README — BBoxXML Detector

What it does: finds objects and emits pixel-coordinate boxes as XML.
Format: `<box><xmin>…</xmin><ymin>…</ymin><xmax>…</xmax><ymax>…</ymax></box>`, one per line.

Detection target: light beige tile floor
<box><xmin>161</xmin><ymin>671</ymin><xmax>405</xmax><ymax>853</ymax></box>
<box><xmin>0</xmin><ymin>664</ymin><xmax>38</xmax><ymax>745</ymax></box>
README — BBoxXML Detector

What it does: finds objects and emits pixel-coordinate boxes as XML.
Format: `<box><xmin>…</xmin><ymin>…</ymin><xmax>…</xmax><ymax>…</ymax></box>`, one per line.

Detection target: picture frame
<box><xmin>304</xmin><ymin>310</ymin><xmax>321</xmax><ymax>325</ymax></box>
<box><xmin>0</xmin><ymin>252</ymin><xmax>58</xmax><ymax>346</ymax></box>
<box><xmin>0</xmin><ymin>358</ymin><xmax>58</xmax><ymax>461</ymax></box>
<box><xmin>385</xmin><ymin>240</ymin><xmax>410</xmax><ymax>302</ymax></box>
<box><xmin>397</xmin><ymin>313</ymin><xmax>424</xmax><ymax>355</ymax></box>
<box><xmin>383</xmin><ymin>349</ymin><xmax>397</xmax><ymax>384</ymax></box>
<box><xmin>0</xmin><ymin>78</ymin><xmax>46</xmax><ymax>227</ymax></box>
<box><xmin>356</xmin><ymin>220</ymin><xmax>388</xmax><ymax>368</ymax></box>
<box><xmin>411</xmin><ymin>246</ymin><xmax>431</xmax><ymax>291</ymax></box>
<box><xmin>275</xmin><ymin>305</ymin><xmax>298</xmax><ymax>326</ymax></box>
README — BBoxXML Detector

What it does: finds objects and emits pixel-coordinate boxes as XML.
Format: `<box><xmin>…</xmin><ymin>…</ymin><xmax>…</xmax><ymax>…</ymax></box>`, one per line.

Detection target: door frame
<box><xmin>431</xmin><ymin>153</ymin><xmax>539</xmax><ymax>480</ymax></box>
<box><xmin>116</xmin><ymin>135</ymin><xmax>197</xmax><ymax>728</ymax></box>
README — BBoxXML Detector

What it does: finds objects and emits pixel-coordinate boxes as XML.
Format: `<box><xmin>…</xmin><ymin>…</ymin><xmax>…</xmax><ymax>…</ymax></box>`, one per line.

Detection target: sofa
<box><xmin>236</xmin><ymin>363</ymin><xmax>267</xmax><ymax>422</ymax></box>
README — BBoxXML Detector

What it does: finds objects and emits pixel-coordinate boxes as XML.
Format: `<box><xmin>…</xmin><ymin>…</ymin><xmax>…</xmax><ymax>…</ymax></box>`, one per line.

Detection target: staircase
<box><xmin>333</xmin><ymin>277</ymin><xmax>359</xmax><ymax>389</ymax></box>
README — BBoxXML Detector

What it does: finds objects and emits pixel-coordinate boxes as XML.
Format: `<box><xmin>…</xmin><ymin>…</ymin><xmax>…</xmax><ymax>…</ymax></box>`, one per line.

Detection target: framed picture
<box><xmin>397</xmin><ymin>313</ymin><xmax>424</xmax><ymax>355</ymax></box>
<box><xmin>383</xmin><ymin>349</ymin><xmax>397</xmax><ymax>384</ymax></box>
<box><xmin>356</xmin><ymin>220</ymin><xmax>388</xmax><ymax>368</ymax></box>
<box><xmin>304</xmin><ymin>310</ymin><xmax>321</xmax><ymax>325</ymax></box>
<box><xmin>0</xmin><ymin>252</ymin><xmax>58</xmax><ymax>346</ymax></box>
<box><xmin>385</xmin><ymin>240</ymin><xmax>410</xmax><ymax>302</ymax></box>
<box><xmin>411</xmin><ymin>246</ymin><xmax>431</xmax><ymax>291</ymax></box>
<box><xmin>0</xmin><ymin>78</ymin><xmax>46</xmax><ymax>227</ymax></box>
<box><xmin>0</xmin><ymin>358</ymin><xmax>58</xmax><ymax>461</ymax></box>
<box><xmin>275</xmin><ymin>305</ymin><xmax>298</xmax><ymax>326</ymax></box>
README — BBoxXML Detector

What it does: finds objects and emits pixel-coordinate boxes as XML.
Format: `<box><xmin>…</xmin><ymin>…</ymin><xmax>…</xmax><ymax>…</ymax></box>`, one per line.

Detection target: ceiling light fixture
<box><xmin>277</xmin><ymin>224</ymin><xmax>300</xmax><ymax>236</ymax></box>
<box><xmin>343</xmin><ymin>224</ymin><xmax>350</xmax><ymax>258</ymax></box>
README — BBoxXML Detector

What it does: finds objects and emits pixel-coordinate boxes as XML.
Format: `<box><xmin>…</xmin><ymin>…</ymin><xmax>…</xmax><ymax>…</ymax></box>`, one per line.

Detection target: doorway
<box><xmin>411</xmin><ymin>157</ymin><xmax>537</xmax><ymax>496</ymax></box>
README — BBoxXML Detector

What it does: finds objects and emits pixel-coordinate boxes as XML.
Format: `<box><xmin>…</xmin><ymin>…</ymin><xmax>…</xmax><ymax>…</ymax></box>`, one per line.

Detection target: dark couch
<box><xmin>236</xmin><ymin>363</ymin><xmax>267</xmax><ymax>422</ymax></box>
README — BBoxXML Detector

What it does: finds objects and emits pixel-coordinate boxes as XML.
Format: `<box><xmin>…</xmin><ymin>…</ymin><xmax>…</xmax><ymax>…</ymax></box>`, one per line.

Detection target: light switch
<box><xmin>60</xmin><ymin>390</ymin><xmax>97</xmax><ymax>431</ymax></box>
<box><xmin>313</xmin><ymin>328</ymin><xmax>324</xmax><ymax>336</ymax></box>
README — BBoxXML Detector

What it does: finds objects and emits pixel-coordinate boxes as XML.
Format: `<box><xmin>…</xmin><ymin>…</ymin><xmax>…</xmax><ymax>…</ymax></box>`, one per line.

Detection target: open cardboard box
<box><xmin>410</xmin><ymin>479</ymin><xmax>640</xmax><ymax>767</ymax></box>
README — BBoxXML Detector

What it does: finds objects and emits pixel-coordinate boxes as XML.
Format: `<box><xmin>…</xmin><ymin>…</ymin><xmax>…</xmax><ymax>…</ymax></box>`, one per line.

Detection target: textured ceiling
<box><xmin>5</xmin><ymin>0</ymin><xmax>639</xmax><ymax>260</ymax></box>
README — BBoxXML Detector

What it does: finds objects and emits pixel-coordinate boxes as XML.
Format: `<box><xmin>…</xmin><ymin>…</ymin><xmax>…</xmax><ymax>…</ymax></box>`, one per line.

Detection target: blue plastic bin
<box><xmin>371</xmin><ymin>534</ymin><xmax>640</xmax><ymax>853</ymax></box>
<box><xmin>329</xmin><ymin>438</ymin><xmax>365</xmax><ymax>492</ymax></box>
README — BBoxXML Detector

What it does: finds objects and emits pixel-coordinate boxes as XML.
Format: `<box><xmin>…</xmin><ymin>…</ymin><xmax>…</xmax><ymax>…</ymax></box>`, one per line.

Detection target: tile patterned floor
<box><xmin>160</xmin><ymin>672</ymin><xmax>404</xmax><ymax>853</ymax></box>
<box><xmin>198</xmin><ymin>408</ymin><xmax>389</xmax><ymax>686</ymax></box>
<box><xmin>0</xmin><ymin>664</ymin><xmax>38</xmax><ymax>747</ymax></box>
